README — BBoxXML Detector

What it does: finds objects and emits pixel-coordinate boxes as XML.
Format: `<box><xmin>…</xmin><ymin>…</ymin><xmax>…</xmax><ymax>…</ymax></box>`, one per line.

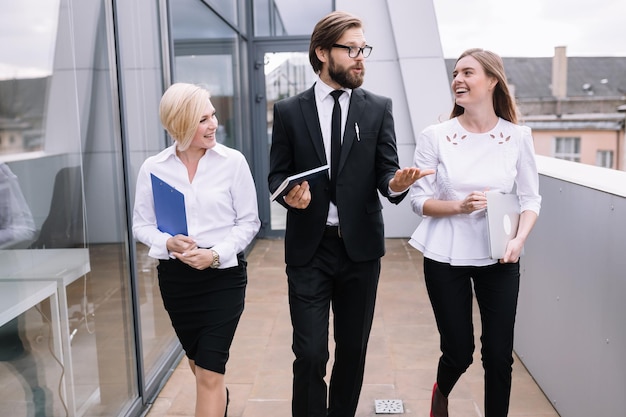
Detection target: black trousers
<box><xmin>286</xmin><ymin>234</ymin><xmax>380</xmax><ymax>417</ymax></box>
<box><xmin>424</xmin><ymin>257</ymin><xmax>520</xmax><ymax>417</ymax></box>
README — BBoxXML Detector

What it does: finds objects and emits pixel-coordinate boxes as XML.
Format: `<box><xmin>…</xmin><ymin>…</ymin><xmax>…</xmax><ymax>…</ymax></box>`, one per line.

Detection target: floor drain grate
<box><xmin>374</xmin><ymin>399</ymin><xmax>404</xmax><ymax>414</ymax></box>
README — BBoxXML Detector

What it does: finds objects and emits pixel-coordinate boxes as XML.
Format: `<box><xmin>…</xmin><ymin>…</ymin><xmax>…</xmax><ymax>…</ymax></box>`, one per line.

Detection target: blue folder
<box><xmin>150</xmin><ymin>173</ymin><xmax>188</xmax><ymax>236</ymax></box>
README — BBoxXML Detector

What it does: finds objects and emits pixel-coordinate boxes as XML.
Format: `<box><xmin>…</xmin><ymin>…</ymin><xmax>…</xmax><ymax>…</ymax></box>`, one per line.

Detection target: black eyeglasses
<box><xmin>332</xmin><ymin>44</ymin><xmax>373</xmax><ymax>58</ymax></box>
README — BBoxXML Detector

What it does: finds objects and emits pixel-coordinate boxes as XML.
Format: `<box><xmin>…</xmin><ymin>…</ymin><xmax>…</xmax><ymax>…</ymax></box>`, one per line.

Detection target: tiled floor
<box><xmin>145</xmin><ymin>238</ymin><xmax>559</xmax><ymax>417</ymax></box>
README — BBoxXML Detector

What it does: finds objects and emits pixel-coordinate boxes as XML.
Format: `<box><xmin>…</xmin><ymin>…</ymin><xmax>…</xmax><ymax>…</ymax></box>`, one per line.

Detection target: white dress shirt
<box><xmin>314</xmin><ymin>79</ymin><xmax>402</xmax><ymax>226</ymax></box>
<box><xmin>314</xmin><ymin>79</ymin><xmax>350</xmax><ymax>226</ymax></box>
<box><xmin>132</xmin><ymin>143</ymin><xmax>260</xmax><ymax>268</ymax></box>
<box><xmin>409</xmin><ymin>117</ymin><xmax>541</xmax><ymax>266</ymax></box>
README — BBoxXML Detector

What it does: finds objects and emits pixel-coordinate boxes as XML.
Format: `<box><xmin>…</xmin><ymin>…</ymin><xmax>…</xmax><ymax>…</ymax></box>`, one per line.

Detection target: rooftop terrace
<box><xmin>145</xmin><ymin>238</ymin><xmax>559</xmax><ymax>417</ymax></box>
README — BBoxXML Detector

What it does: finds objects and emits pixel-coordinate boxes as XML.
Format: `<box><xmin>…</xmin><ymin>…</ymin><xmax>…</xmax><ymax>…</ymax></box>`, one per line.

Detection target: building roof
<box><xmin>445</xmin><ymin>56</ymin><xmax>626</xmax><ymax>100</ymax></box>
<box><xmin>0</xmin><ymin>77</ymin><xmax>48</xmax><ymax>120</ymax></box>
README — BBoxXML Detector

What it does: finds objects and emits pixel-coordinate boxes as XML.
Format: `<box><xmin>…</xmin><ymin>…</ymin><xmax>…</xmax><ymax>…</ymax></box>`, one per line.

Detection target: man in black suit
<box><xmin>268</xmin><ymin>11</ymin><xmax>434</xmax><ymax>417</ymax></box>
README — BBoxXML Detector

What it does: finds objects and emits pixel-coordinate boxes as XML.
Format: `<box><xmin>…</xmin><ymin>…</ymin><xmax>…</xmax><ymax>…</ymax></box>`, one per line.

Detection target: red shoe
<box><xmin>430</xmin><ymin>383</ymin><xmax>448</xmax><ymax>417</ymax></box>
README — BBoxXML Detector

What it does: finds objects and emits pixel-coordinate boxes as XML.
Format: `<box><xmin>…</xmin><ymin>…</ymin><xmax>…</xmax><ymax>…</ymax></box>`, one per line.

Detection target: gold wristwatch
<box><xmin>209</xmin><ymin>249</ymin><xmax>221</xmax><ymax>269</ymax></box>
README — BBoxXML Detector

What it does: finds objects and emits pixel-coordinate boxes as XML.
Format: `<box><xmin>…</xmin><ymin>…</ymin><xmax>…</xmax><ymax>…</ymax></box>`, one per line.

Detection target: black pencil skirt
<box><xmin>157</xmin><ymin>253</ymin><xmax>246</xmax><ymax>374</ymax></box>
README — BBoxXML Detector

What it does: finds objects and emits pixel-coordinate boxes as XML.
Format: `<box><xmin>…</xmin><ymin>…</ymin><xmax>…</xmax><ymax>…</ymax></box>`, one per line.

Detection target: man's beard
<box><xmin>328</xmin><ymin>56</ymin><xmax>364</xmax><ymax>89</ymax></box>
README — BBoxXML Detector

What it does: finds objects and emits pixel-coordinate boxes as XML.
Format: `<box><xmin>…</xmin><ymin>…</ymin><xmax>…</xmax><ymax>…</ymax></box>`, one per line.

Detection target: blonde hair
<box><xmin>159</xmin><ymin>83</ymin><xmax>211</xmax><ymax>151</ymax></box>
<box><xmin>450</xmin><ymin>48</ymin><xmax>519</xmax><ymax>124</ymax></box>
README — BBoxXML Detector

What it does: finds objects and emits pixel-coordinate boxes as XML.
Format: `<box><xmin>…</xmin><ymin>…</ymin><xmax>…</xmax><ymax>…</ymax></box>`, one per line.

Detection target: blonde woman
<box><xmin>133</xmin><ymin>83</ymin><xmax>260</xmax><ymax>416</ymax></box>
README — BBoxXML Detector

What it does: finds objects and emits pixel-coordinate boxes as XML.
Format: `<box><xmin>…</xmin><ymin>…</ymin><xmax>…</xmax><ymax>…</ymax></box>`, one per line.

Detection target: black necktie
<box><xmin>329</xmin><ymin>90</ymin><xmax>344</xmax><ymax>204</ymax></box>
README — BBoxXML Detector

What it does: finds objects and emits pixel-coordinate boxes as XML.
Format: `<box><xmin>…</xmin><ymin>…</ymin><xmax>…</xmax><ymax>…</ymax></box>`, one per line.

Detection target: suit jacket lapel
<box><xmin>339</xmin><ymin>88</ymin><xmax>366</xmax><ymax>173</ymax></box>
<box><xmin>299</xmin><ymin>86</ymin><xmax>327</xmax><ymax>165</ymax></box>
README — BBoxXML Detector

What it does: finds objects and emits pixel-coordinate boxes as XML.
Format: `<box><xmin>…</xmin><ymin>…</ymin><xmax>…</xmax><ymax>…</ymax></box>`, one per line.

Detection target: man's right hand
<box><xmin>284</xmin><ymin>181</ymin><xmax>311</xmax><ymax>209</ymax></box>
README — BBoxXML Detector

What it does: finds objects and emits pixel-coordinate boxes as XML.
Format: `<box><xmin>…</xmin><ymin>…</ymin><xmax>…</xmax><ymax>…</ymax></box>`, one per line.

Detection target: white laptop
<box><xmin>485</xmin><ymin>191</ymin><xmax>521</xmax><ymax>260</ymax></box>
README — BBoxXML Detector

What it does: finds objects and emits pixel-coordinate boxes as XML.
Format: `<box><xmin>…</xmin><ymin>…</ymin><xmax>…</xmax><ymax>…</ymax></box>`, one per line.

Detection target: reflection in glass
<box><xmin>171</xmin><ymin>2</ymin><xmax>240</xmax><ymax>149</ymax></box>
<box><xmin>28</xmin><ymin>166</ymin><xmax>84</xmax><ymax>250</ymax></box>
<box><xmin>265</xmin><ymin>52</ymin><xmax>317</xmax><ymax>230</ymax></box>
<box><xmin>0</xmin><ymin>0</ymin><xmax>60</xmax><ymax>156</ymax></box>
<box><xmin>0</xmin><ymin>309</ymin><xmax>61</xmax><ymax>416</ymax></box>
<box><xmin>0</xmin><ymin>1</ymin><xmax>59</xmax><ymax>79</ymax></box>
<box><xmin>171</xmin><ymin>0</ymin><xmax>237</xmax><ymax>40</ymax></box>
<box><xmin>253</xmin><ymin>0</ymin><xmax>332</xmax><ymax>36</ymax></box>
<box><xmin>134</xmin><ymin>241</ymin><xmax>179</xmax><ymax>376</ymax></box>
<box><xmin>0</xmin><ymin>163</ymin><xmax>36</xmax><ymax>249</ymax></box>
<box><xmin>66</xmin><ymin>1</ymin><xmax>138</xmax><ymax>414</ymax></box>
<box><xmin>0</xmin><ymin>4</ymin><xmax>69</xmax><ymax>413</ymax></box>
<box><xmin>175</xmin><ymin>55</ymin><xmax>236</xmax><ymax>147</ymax></box>
<box><xmin>204</xmin><ymin>0</ymin><xmax>237</xmax><ymax>26</ymax></box>
<box><xmin>1</xmin><ymin>0</ymin><xmax>138</xmax><ymax>415</ymax></box>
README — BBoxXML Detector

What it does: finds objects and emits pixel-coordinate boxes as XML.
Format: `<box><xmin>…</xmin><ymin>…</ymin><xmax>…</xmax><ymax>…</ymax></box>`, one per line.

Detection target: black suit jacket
<box><xmin>269</xmin><ymin>84</ymin><xmax>407</xmax><ymax>266</ymax></box>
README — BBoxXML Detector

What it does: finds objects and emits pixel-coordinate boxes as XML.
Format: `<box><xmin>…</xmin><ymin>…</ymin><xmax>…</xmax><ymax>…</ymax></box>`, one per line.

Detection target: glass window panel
<box><xmin>596</xmin><ymin>150</ymin><xmax>613</xmax><ymax>168</ymax></box>
<box><xmin>274</xmin><ymin>8</ymin><xmax>287</xmax><ymax>35</ymax></box>
<box><xmin>237</xmin><ymin>0</ymin><xmax>248</xmax><ymax>35</ymax></box>
<box><xmin>204</xmin><ymin>0</ymin><xmax>236</xmax><ymax>26</ymax></box>
<box><xmin>171</xmin><ymin>2</ymin><xmax>241</xmax><ymax>150</ymax></box>
<box><xmin>0</xmin><ymin>1</ymin><xmax>58</xmax><ymax>77</ymax></box>
<box><xmin>0</xmin><ymin>304</ymin><xmax>65</xmax><ymax>415</ymax></box>
<box><xmin>265</xmin><ymin>52</ymin><xmax>317</xmax><ymax>230</ymax></box>
<box><xmin>0</xmin><ymin>0</ymin><xmax>60</xmax><ymax>157</ymax></box>
<box><xmin>175</xmin><ymin>55</ymin><xmax>234</xmax><ymax>97</ymax></box>
<box><xmin>1</xmin><ymin>1</ymin><xmax>138</xmax><ymax>416</ymax></box>
<box><xmin>554</xmin><ymin>137</ymin><xmax>581</xmax><ymax>162</ymax></box>
<box><xmin>254</xmin><ymin>0</ymin><xmax>271</xmax><ymax>36</ymax></box>
<box><xmin>175</xmin><ymin>54</ymin><xmax>236</xmax><ymax>147</ymax></box>
<box><xmin>253</xmin><ymin>0</ymin><xmax>332</xmax><ymax>36</ymax></box>
<box><xmin>171</xmin><ymin>0</ymin><xmax>236</xmax><ymax>40</ymax></box>
<box><xmin>134</xmin><ymin>241</ymin><xmax>179</xmax><ymax>375</ymax></box>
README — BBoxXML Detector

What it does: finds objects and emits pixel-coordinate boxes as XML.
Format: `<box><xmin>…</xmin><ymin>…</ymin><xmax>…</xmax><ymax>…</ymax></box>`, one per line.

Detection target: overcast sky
<box><xmin>3</xmin><ymin>0</ymin><xmax>625</xmax><ymax>79</ymax></box>
<box><xmin>0</xmin><ymin>0</ymin><xmax>59</xmax><ymax>79</ymax></box>
<box><xmin>432</xmin><ymin>0</ymin><xmax>626</xmax><ymax>58</ymax></box>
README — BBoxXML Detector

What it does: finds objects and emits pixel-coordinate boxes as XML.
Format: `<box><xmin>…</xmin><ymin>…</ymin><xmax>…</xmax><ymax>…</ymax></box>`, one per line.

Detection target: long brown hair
<box><xmin>309</xmin><ymin>11</ymin><xmax>363</xmax><ymax>74</ymax></box>
<box><xmin>450</xmin><ymin>48</ymin><xmax>519</xmax><ymax>124</ymax></box>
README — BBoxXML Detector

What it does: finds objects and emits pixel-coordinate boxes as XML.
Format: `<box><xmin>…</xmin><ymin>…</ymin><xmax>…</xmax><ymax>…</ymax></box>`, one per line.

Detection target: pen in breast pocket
<box><xmin>355</xmin><ymin>122</ymin><xmax>360</xmax><ymax>141</ymax></box>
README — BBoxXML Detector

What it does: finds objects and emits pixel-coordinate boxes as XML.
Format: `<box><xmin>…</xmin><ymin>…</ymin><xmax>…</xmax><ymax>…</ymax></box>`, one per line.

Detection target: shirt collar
<box><xmin>315</xmin><ymin>77</ymin><xmax>352</xmax><ymax>102</ymax></box>
<box><xmin>209</xmin><ymin>143</ymin><xmax>228</xmax><ymax>158</ymax></box>
<box><xmin>152</xmin><ymin>143</ymin><xmax>177</xmax><ymax>163</ymax></box>
<box><xmin>153</xmin><ymin>142</ymin><xmax>228</xmax><ymax>163</ymax></box>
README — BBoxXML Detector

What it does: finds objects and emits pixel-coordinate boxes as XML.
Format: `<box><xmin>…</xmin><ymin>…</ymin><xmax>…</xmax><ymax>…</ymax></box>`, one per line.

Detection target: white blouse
<box><xmin>409</xmin><ymin>117</ymin><xmax>541</xmax><ymax>266</ymax></box>
<box><xmin>132</xmin><ymin>143</ymin><xmax>261</xmax><ymax>268</ymax></box>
